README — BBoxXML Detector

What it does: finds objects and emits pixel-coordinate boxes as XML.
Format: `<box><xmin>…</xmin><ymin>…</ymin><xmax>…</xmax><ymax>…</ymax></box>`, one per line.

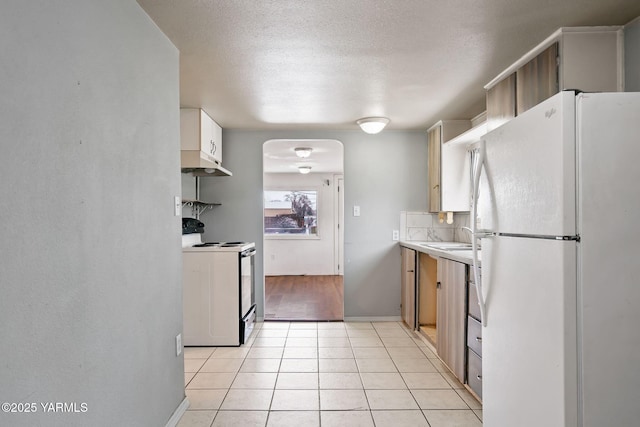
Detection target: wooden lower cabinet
<box><xmin>407</xmin><ymin>252</ymin><xmax>483</xmax><ymax>401</ymax></box>
<box><xmin>401</xmin><ymin>248</ymin><xmax>417</xmax><ymax>329</ymax></box>
<box><xmin>436</xmin><ymin>258</ymin><xmax>466</xmax><ymax>381</ymax></box>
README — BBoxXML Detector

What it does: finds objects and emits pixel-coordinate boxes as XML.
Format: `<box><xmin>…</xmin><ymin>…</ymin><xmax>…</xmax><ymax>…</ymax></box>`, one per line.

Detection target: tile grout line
<box><xmin>182</xmin><ymin>321</ymin><xmax>481</xmax><ymax>426</ymax></box>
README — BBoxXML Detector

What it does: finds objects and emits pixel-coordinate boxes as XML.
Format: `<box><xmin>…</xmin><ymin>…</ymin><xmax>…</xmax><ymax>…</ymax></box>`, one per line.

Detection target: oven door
<box><xmin>240</xmin><ymin>248</ymin><xmax>256</xmax><ymax>317</ymax></box>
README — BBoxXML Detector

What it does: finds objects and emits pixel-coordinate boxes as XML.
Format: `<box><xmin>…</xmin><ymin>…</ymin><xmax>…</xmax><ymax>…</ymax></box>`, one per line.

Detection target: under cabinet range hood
<box><xmin>180</xmin><ymin>108</ymin><xmax>233</xmax><ymax>177</ymax></box>
<box><xmin>180</xmin><ymin>163</ymin><xmax>232</xmax><ymax>177</ymax></box>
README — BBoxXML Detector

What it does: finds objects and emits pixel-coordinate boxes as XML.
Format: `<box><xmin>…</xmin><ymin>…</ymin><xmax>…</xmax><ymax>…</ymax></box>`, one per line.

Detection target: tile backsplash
<box><xmin>400</xmin><ymin>211</ymin><xmax>471</xmax><ymax>243</ymax></box>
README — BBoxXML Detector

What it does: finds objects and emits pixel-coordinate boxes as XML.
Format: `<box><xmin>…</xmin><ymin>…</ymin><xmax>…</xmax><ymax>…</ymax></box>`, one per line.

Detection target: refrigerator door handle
<box><xmin>471</xmin><ymin>141</ymin><xmax>488</xmax><ymax>327</ymax></box>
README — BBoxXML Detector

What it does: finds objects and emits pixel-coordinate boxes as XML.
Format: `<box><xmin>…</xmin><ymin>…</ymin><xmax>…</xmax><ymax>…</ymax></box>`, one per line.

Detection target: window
<box><xmin>264</xmin><ymin>190</ymin><xmax>318</xmax><ymax>236</ymax></box>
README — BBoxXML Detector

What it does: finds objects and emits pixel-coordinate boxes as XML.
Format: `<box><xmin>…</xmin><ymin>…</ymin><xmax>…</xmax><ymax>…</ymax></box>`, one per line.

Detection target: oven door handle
<box><xmin>241</xmin><ymin>248</ymin><xmax>256</xmax><ymax>257</ymax></box>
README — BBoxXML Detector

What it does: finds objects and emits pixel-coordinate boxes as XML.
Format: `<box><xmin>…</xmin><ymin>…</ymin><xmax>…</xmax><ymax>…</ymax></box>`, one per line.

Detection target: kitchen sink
<box><xmin>418</xmin><ymin>242</ymin><xmax>473</xmax><ymax>251</ymax></box>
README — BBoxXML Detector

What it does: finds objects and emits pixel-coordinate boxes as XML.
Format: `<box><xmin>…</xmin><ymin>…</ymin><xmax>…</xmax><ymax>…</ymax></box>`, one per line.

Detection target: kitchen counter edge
<box><xmin>399</xmin><ymin>241</ymin><xmax>481</xmax><ymax>266</ymax></box>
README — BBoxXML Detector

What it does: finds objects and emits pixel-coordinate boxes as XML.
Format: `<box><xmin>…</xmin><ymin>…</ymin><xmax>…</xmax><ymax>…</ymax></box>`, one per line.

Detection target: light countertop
<box><xmin>399</xmin><ymin>240</ymin><xmax>481</xmax><ymax>266</ymax></box>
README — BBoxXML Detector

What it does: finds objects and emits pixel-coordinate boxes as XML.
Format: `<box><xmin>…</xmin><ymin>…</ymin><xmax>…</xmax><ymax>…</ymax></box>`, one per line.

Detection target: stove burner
<box><xmin>193</xmin><ymin>242</ymin><xmax>222</xmax><ymax>247</ymax></box>
<box><xmin>191</xmin><ymin>241</ymin><xmax>247</xmax><ymax>248</ymax></box>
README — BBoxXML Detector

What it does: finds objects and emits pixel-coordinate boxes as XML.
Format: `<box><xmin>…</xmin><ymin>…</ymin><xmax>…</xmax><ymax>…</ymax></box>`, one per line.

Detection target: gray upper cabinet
<box><xmin>485</xmin><ymin>26</ymin><xmax>624</xmax><ymax>128</ymax></box>
<box><xmin>427</xmin><ymin>120</ymin><xmax>472</xmax><ymax>213</ymax></box>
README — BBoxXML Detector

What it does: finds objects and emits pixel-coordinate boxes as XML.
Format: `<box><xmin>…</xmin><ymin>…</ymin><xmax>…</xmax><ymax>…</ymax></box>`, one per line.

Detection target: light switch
<box><xmin>174</xmin><ymin>196</ymin><xmax>181</xmax><ymax>216</ymax></box>
<box><xmin>176</xmin><ymin>333</ymin><xmax>182</xmax><ymax>356</ymax></box>
<box><xmin>353</xmin><ymin>205</ymin><xmax>360</xmax><ymax>217</ymax></box>
<box><xmin>392</xmin><ymin>230</ymin><xmax>399</xmax><ymax>241</ymax></box>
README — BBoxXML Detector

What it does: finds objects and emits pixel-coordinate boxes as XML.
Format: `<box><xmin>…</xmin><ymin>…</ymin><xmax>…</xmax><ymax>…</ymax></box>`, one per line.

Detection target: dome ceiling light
<box><xmin>294</xmin><ymin>147</ymin><xmax>313</xmax><ymax>158</ymax></box>
<box><xmin>356</xmin><ymin>117</ymin><xmax>390</xmax><ymax>134</ymax></box>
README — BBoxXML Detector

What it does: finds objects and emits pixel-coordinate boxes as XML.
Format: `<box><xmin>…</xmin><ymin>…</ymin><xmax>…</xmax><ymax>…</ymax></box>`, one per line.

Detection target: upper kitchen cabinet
<box><xmin>180</xmin><ymin>108</ymin><xmax>232</xmax><ymax>176</ymax></box>
<box><xmin>516</xmin><ymin>43</ymin><xmax>559</xmax><ymax>115</ymax></box>
<box><xmin>485</xmin><ymin>26</ymin><xmax>624</xmax><ymax>128</ymax></box>
<box><xmin>427</xmin><ymin>120</ymin><xmax>472</xmax><ymax>213</ymax></box>
<box><xmin>486</xmin><ymin>73</ymin><xmax>516</xmax><ymax>132</ymax></box>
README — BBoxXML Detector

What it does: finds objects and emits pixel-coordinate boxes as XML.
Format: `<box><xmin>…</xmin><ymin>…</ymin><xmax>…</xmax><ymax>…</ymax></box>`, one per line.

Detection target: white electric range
<box><xmin>182</xmin><ymin>234</ymin><xmax>256</xmax><ymax>346</ymax></box>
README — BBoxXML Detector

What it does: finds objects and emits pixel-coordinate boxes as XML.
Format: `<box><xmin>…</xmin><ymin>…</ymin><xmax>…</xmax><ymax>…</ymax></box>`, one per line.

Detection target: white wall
<box><xmin>200</xmin><ymin>129</ymin><xmax>427</xmax><ymax>320</ymax></box>
<box><xmin>264</xmin><ymin>173</ymin><xmax>338</xmax><ymax>275</ymax></box>
<box><xmin>0</xmin><ymin>2</ymin><xmax>184</xmax><ymax>426</ymax></box>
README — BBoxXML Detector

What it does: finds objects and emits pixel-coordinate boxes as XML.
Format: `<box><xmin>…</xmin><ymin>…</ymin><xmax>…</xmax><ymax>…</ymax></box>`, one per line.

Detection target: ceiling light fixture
<box><xmin>357</xmin><ymin>117</ymin><xmax>390</xmax><ymax>134</ymax></box>
<box><xmin>294</xmin><ymin>147</ymin><xmax>313</xmax><ymax>158</ymax></box>
<box><xmin>298</xmin><ymin>166</ymin><xmax>312</xmax><ymax>174</ymax></box>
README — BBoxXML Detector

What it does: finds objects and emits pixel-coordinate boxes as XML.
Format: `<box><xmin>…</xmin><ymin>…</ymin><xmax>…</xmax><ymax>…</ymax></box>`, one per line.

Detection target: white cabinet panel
<box><xmin>180</xmin><ymin>108</ymin><xmax>223</xmax><ymax>167</ymax></box>
<box><xmin>183</xmin><ymin>252</ymin><xmax>239</xmax><ymax>346</ymax></box>
<box><xmin>428</xmin><ymin>120</ymin><xmax>472</xmax><ymax>213</ymax></box>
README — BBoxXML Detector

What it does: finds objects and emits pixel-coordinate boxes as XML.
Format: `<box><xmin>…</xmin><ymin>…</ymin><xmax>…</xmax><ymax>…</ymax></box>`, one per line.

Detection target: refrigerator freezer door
<box><xmin>483</xmin><ymin>236</ymin><xmax>577</xmax><ymax>427</ymax></box>
<box><xmin>478</xmin><ymin>91</ymin><xmax>576</xmax><ymax>236</ymax></box>
<box><xmin>577</xmin><ymin>92</ymin><xmax>640</xmax><ymax>426</ymax></box>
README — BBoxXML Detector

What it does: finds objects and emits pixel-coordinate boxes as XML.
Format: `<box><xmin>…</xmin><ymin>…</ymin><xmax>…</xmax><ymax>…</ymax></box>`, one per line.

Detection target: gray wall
<box><xmin>0</xmin><ymin>1</ymin><xmax>184</xmax><ymax>426</ymax></box>
<box><xmin>200</xmin><ymin>130</ymin><xmax>427</xmax><ymax>319</ymax></box>
<box><xmin>626</xmin><ymin>16</ymin><xmax>640</xmax><ymax>91</ymax></box>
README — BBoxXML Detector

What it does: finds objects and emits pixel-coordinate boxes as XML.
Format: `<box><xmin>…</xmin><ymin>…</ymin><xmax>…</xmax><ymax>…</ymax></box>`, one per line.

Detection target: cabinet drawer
<box><xmin>468</xmin><ymin>281</ymin><xmax>481</xmax><ymax>321</ymax></box>
<box><xmin>467</xmin><ymin>348</ymin><xmax>483</xmax><ymax>399</ymax></box>
<box><xmin>467</xmin><ymin>315</ymin><xmax>482</xmax><ymax>357</ymax></box>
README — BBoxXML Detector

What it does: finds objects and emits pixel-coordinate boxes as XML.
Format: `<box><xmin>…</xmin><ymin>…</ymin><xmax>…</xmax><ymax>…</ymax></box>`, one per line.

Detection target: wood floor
<box><xmin>264</xmin><ymin>275</ymin><xmax>344</xmax><ymax>321</ymax></box>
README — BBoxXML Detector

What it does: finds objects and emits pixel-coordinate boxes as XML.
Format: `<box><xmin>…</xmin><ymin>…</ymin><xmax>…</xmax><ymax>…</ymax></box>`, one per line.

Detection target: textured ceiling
<box><xmin>138</xmin><ymin>0</ymin><xmax>640</xmax><ymax>131</ymax></box>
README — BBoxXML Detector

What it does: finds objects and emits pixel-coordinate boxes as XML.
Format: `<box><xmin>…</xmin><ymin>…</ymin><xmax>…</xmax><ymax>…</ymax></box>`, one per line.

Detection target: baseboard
<box><xmin>343</xmin><ymin>316</ymin><xmax>402</xmax><ymax>322</ymax></box>
<box><xmin>165</xmin><ymin>397</ymin><xmax>190</xmax><ymax>427</ymax></box>
<box><xmin>257</xmin><ymin>316</ymin><xmax>402</xmax><ymax>323</ymax></box>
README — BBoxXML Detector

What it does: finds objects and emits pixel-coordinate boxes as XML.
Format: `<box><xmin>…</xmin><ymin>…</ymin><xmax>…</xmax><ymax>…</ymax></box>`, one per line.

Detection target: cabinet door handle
<box><xmin>436</xmin><ymin>281</ymin><xmax>441</xmax><ymax>289</ymax></box>
<box><xmin>477</xmin><ymin>375</ymin><xmax>482</xmax><ymax>381</ymax></box>
<box><xmin>407</xmin><ymin>270</ymin><xmax>414</xmax><ymax>273</ymax></box>
<box><xmin>475</xmin><ymin>337</ymin><xmax>482</xmax><ymax>342</ymax></box>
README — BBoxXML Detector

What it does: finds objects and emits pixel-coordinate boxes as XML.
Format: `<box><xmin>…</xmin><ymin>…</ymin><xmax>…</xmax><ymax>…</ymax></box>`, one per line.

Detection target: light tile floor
<box><xmin>179</xmin><ymin>321</ymin><xmax>482</xmax><ymax>427</ymax></box>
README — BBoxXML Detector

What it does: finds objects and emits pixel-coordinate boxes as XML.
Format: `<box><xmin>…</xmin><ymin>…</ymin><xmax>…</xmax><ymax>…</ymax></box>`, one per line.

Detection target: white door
<box><xmin>482</xmin><ymin>236</ymin><xmax>578</xmax><ymax>427</ymax></box>
<box><xmin>478</xmin><ymin>91</ymin><xmax>576</xmax><ymax>236</ymax></box>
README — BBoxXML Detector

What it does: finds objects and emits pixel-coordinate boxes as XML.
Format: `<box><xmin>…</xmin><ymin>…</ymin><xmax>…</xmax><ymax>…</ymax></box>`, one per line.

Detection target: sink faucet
<box><xmin>461</xmin><ymin>226</ymin><xmax>482</xmax><ymax>249</ymax></box>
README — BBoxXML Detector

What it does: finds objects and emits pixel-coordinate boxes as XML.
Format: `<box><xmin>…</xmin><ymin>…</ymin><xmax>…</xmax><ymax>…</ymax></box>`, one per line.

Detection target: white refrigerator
<box><xmin>471</xmin><ymin>91</ymin><xmax>640</xmax><ymax>427</ymax></box>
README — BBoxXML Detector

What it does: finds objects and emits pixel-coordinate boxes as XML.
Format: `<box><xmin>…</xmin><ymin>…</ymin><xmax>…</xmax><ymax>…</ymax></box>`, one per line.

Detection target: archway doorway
<box><xmin>262</xmin><ymin>139</ymin><xmax>344</xmax><ymax>321</ymax></box>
